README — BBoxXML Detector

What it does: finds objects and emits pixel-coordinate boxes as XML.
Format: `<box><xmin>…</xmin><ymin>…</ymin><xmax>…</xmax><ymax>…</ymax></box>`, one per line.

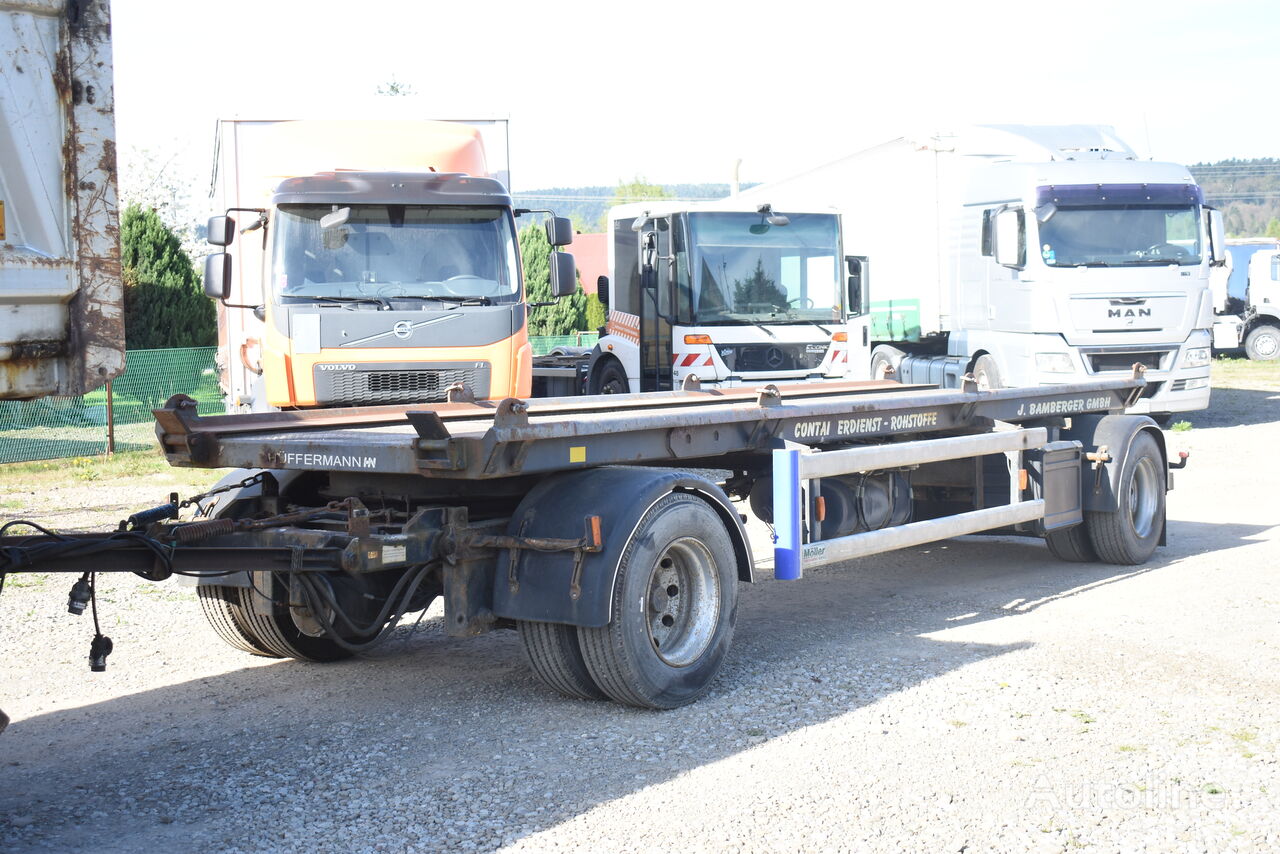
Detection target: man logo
<box><xmin>393</xmin><ymin>321</ymin><xmax>414</xmax><ymax>340</ymax></box>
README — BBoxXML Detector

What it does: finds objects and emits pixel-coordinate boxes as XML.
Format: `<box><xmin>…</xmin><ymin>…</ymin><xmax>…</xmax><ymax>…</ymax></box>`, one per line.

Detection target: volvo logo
<box><xmin>393</xmin><ymin>321</ymin><xmax>414</xmax><ymax>340</ymax></box>
<box><xmin>764</xmin><ymin>346</ymin><xmax>785</xmax><ymax>369</ymax></box>
<box><xmin>317</xmin><ymin>363</ymin><xmax>357</xmax><ymax>371</ymax></box>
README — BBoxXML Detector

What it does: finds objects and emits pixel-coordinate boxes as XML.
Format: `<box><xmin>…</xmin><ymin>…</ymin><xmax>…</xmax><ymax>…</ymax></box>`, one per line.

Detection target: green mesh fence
<box><xmin>529</xmin><ymin>332</ymin><xmax>598</xmax><ymax>355</ymax></box>
<box><xmin>0</xmin><ymin>339</ymin><xmax>600</xmax><ymax>465</ymax></box>
<box><xmin>0</xmin><ymin>347</ymin><xmax>225</xmax><ymax>465</ymax></box>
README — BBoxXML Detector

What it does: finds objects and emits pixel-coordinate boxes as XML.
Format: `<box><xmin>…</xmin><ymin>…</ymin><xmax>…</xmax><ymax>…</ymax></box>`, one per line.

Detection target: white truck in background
<box><xmin>1211</xmin><ymin>238</ymin><xmax>1280</xmax><ymax>360</ymax></box>
<box><xmin>742</xmin><ymin>125</ymin><xmax>1227</xmax><ymax>422</ymax></box>
<box><xmin>574</xmin><ymin>199</ymin><xmax>870</xmax><ymax>395</ymax></box>
<box><xmin>0</xmin><ymin>0</ymin><xmax>125</xmax><ymax>399</ymax></box>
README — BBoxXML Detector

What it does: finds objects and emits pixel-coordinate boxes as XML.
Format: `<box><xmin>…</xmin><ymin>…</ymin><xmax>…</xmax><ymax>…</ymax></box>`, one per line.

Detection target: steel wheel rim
<box><xmin>1129</xmin><ymin>455</ymin><xmax>1160</xmax><ymax>538</ymax></box>
<box><xmin>1256</xmin><ymin>332</ymin><xmax>1278</xmax><ymax>358</ymax></box>
<box><xmin>646</xmin><ymin>537</ymin><xmax>720</xmax><ymax>666</ymax></box>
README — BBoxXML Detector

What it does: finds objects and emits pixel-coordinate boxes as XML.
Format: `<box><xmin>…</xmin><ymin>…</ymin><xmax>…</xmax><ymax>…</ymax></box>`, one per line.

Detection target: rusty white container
<box><xmin>0</xmin><ymin>0</ymin><xmax>124</xmax><ymax>398</ymax></box>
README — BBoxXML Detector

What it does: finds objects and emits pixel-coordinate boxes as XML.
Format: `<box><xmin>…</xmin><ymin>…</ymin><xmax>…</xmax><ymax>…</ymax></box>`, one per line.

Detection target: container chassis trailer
<box><xmin>0</xmin><ymin>371</ymin><xmax>1175</xmax><ymax>710</ymax></box>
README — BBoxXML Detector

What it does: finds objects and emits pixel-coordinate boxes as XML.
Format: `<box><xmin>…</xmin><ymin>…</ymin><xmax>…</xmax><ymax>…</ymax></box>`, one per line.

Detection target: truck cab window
<box><xmin>687</xmin><ymin>212</ymin><xmax>841</xmax><ymax>325</ymax></box>
<box><xmin>1033</xmin><ymin>184</ymin><xmax>1203</xmax><ymax>268</ymax></box>
<box><xmin>273</xmin><ymin>205</ymin><xmax>520</xmax><ymax>303</ymax></box>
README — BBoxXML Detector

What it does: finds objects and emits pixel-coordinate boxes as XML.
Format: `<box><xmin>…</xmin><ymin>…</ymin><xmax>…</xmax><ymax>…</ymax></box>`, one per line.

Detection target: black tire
<box><xmin>1086</xmin><ymin>431</ymin><xmax>1165</xmax><ymax>565</ymax></box>
<box><xmin>589</xmin><ymin>358</ymin><xmax>630</xmax><ymax>394</ymax></box>
<box><xmin>1245</xmin><ymin>324</ymin><xmax>1280</xmax><ymax>361</ymax></box>
<box><xmin>1044</xmin><ymin>524</ymin><xmax>1098</xmax><ymax>563</ymax></box>
<box><xmin>577</xmin><ymin>493</ymin><xmax>738</xmax><ymax>709</ymax></box>
<box><xmin>973</xmin><ymin>354</ymin><xmax>1002</xmax><ymax>391</ymax></box>
<box><xmin>197</xmin><ymin>584</ymin><xmax>280</xmax><ymax>657</ymax></box>
<box><xmin>229</xmin><ymin>576</ymin><xmax>355</xmax><ymax>662</ymax></box>
<box><xmin>518</xmin><ymin>621</ymin><xmax>608</xmax><ymax>701</ymax></box>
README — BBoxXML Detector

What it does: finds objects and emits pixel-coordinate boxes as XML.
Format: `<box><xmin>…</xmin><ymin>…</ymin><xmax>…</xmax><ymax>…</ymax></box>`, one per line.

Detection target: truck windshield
<box><xmin>687</xmin><ymin>212</ymin><xmax>841</xmax><ymax>324</ymax></box>
<box><xmin>271</xmin><ymin>205</ymin><xmax>520</xmax><ymax>303</ymax></box>
<box><xmin>1035</xmin><ymin>184</ymin><xmax>1202</xmax><ymax>268</ymax></box>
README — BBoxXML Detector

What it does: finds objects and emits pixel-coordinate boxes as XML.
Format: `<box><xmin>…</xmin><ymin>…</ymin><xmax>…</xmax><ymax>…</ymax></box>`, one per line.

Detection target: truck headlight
<box><xmin>1182</xmin><ymin>347</ymin><xmax>1210</xmax><ymax>369</ymax></box>
<box><xmin>1035</xmin><ymin>352</ymin><xmax>1075</xmax><ymax>373</ymax></box>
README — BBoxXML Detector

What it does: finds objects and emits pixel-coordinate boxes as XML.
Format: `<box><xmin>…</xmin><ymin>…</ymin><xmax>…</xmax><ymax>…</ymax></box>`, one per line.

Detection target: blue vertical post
<box><xmin>772</xmin><ymin>446</ymin><xmax>802</xmax><ymax>580</ymax></box>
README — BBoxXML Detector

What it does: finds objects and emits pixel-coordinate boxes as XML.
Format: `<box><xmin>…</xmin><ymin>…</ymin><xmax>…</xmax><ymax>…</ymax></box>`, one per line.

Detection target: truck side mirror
<box><xmin>596</xmin><ymin>275</ymin><xmax>610</xmax><ymax>310</ymax></box>
<box><xmin>1207</xmin><ymin>209</ymin><xmax>1226</xmax><ymax>267</ymax></box>
<box><xmin>204</xmin><ymin>252</ymin><xmax>232</xmax><ymax>300</ymax></box>
<box><xmin>545</xmin><ymin>216</ymin><xmax>574</xmax><ymax>247</ymax></box>
<box><xmin>641</xmin><ymin>231</ymin><xmax>657</xmax><ymax>282</ymax></box>
<box><xmin>845</xmin><ymin>256</ymin><xmax>869</xmax><ymax>317</ymax></box>
<box><xmin>207</xmin><ymin>216</ymin><xmax>236</xmax><ymax>247</ymax></box>
<box><xmin>993</xmin><ymin>207</ymin><xmax>1025</xmax><ymax>269</ymax></box>
<box><xmin>549</xmin><ymin>251</ymin><xmax>576</xmax><ymax>298</ymax></box>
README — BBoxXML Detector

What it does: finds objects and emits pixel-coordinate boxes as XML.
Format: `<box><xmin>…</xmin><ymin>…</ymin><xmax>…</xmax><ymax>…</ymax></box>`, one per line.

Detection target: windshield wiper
<box><xmin>392</xmin><ymin>295</ymin><xmax>493</xmax><ymax>306</ymax></box>
<box><xmin>298</xmin><ymin>295</ymin><xmax>392</xmax><ymax>310</ymax></box>
<box><xmin>795</xmin><ymin>318</ymin><xmax>832</xmax><ymax>336</ymax></box>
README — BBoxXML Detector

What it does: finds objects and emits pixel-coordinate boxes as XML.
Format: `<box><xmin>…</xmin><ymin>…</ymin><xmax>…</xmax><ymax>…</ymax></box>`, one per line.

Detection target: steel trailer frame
<box><xmin>1</xmin><ymin>371</ymin><xmax>1159</xmax><ymax>709</ymax></box>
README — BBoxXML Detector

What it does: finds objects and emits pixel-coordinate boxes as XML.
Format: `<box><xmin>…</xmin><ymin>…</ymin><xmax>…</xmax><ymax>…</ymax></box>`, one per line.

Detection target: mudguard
<box><xmin>491</xmin><ymin>466</ymin><xmax>753</xmax><ymax>628</ymax></box>
<box><xmin>1062</xmin><ymin>414</ymin><xmax>1168</xmax><ymax>515</ymax></box>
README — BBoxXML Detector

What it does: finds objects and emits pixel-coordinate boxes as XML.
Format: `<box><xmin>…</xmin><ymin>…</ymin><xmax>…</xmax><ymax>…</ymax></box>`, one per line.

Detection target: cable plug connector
<box><xmin>89</xmin><ymin>634</ymin><xmax>113</xmax><ymax>672</ymax></box>
<box><xmin>67</xmin><ymin>576</ymin><xmax>92</xmax><ymax>615</ymax></box>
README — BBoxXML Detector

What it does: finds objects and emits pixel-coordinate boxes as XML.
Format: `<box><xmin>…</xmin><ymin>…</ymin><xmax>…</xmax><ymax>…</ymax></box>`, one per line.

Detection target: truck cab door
<box><xmin>844</xmin><ymin>256</ymin><xmax>872</xmax><ymax>380</ymax></box>
<box><xmin>639</xmin><ymin>217</ymin><xmax>676</xmax><ymax>391</ymax></box>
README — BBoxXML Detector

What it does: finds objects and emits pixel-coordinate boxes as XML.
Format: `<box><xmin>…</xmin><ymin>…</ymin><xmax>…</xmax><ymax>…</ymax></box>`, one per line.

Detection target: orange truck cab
<box><xmin>202</xmin><ymin>119</ymin><xmax>574</xmax><ymax>410</ymax></box>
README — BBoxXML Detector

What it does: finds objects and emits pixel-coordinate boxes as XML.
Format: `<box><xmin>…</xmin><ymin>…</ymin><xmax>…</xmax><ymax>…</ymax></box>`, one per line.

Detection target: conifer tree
<box><xmin>519</xmin><ymin>223</ymin><xmax>589</xmax><ymax>336</ymax></box>
<box><xmin>120</xmin><ymin>203</ymin><xmax>217</xmax><ymax>349</ymax></box>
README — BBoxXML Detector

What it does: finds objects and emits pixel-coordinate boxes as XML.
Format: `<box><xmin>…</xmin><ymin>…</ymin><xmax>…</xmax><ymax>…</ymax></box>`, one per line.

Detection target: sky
<box><xmin>110</xmin><ymin>0</ymin><xmax>1280</xmax><ymax>202</ymax></box>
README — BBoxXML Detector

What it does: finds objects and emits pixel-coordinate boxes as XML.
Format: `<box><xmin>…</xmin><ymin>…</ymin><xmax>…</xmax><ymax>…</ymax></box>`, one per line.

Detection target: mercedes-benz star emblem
<box><xmin>393</xmin><ymin>321</ymin><xmax>413</xmax><ymax>340</ymax></box>
<box><xmin>764</xmin><ymin>346</ymin><xmax>785</xmax><ymax>369</ymax></box>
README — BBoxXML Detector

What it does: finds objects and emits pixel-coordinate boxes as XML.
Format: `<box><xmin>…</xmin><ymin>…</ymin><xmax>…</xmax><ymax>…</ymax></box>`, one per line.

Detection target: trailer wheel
<box><xmin>1044</xmin><ymin>524</ymin><xmax>1097</xmax><ymax>563</ymax></box>
<box><xmin>518</xmin><ymin>621</ymin><xmax>608</xmax><ymax>701</ymax></box>
<box><xmin>1245</xmin><ymin>324</ymin><xmax>1280</xmax><ymax>361</ymax></box>
<box><xmin>205</xmin><ymin>577</ymin><xmax>355</xmax><ymax>662</ymax></box>
<box><xmin>578</xmin><ymin>492</ymin><xmax>737</xmax><ymax>709</ymax></box>
<box><xmin>197</xmin><ymin>585</ymin><xmax>280</xmax><ymax>657</ymax></box>
<box><xmin>589</xmin><ymin>359</ymin><xmax>630</xmax><ymax>394</ymax></box>
<box><xmin>1086</xmin><ymin>431</ymin><xmax>1165</xmax><ymax>565</ymax></box>
<box><xmin>973</xmin><ymin>354</ymin><xmax>1002</xmax><ymax>390</ymax></box>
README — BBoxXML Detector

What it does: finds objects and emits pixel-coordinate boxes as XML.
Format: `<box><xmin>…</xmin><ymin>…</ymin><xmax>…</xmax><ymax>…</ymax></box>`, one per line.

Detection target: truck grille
<box><xmin>1086</xmin><ymin>351</ymin><xmax>1168</xmax><ymax>373</ymax></box>
<box><xmin>717</xmin><ymin>343</ymin><xmax>825</xmax><ymax>373</ymax></box>
<box><xmin>315</xmin><ymin>363</ymin><xmax>491</xmax><ymax>406</ymax></box>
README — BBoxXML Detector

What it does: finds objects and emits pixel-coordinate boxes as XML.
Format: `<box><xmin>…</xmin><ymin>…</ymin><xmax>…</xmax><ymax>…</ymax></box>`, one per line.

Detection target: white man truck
<box><xmin>0</xmin><ymin>0</ymin><xmax>124</xmax><ymax>399</ymax></box>
<box><xmin>1211</xmin><ymin>238</ymin><xmax>1280</xmax><ymax>360</ymax></box>
<box><xmin>742</xmin><ymin>125</ymin><xmax>1226</xmax><ymax>422</ymax></box>
<box><xmin>554</xmin><ymin>200</ymin><xmax>870</xmax><ymax>396</ymax></box>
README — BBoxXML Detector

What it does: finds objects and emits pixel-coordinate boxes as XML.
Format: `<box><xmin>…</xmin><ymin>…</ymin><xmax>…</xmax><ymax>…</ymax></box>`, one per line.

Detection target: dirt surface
<box><xmin>1</xmin><ymin>363</ymin><xmax>1277</xmax><ymax>852</ymax></box>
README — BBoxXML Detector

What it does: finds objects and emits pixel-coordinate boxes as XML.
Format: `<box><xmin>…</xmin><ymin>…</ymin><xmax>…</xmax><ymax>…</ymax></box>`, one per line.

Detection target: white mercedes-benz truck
<box><xmin>579</xmin><ymin>199</ymin><xmax>870</xmax><ymax>395</ymax></box>
<box><xmin>743</xmin><ymin>125</ymin><xmax>1226</xmax><ymax>421</ymax></box>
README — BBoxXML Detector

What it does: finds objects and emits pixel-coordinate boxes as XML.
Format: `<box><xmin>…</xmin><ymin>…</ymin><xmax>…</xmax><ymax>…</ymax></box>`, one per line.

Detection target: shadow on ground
<box><xmin>1190</xmin><ymin>386</ymin><xmax>1280</xmax><ymax>428</ymax></box>
<box><xmin>0</xmin><ymin>512</ymin><xmax>1268</xmax><ymax>852</ymax></box>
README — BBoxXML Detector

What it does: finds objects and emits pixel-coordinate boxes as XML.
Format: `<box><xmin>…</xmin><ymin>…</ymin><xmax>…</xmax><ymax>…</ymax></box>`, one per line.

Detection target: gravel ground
<box><xmin>1</xmin><ymin>371</ymin><xmax>1277</xmax><ymax>853</ymax></box>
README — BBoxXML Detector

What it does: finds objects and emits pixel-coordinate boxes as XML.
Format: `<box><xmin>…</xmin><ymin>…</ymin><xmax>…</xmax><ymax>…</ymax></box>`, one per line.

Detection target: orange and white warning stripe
<box><xmin>671</xmin><ymin>352</ymin><xmax>715</xmax><ymax>368</ymax></box>
<box><xmin>605</xmin><ymin>310</ymin><xmax>640</xmax><ymax>344</ymax></box>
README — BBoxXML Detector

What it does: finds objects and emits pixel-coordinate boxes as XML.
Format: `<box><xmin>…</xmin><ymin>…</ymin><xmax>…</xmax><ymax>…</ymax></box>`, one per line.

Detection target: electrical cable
<box><xmin>295</xmin><ymin>564</ymin><xmax>436</xmax><ymax>653</ymax></box>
